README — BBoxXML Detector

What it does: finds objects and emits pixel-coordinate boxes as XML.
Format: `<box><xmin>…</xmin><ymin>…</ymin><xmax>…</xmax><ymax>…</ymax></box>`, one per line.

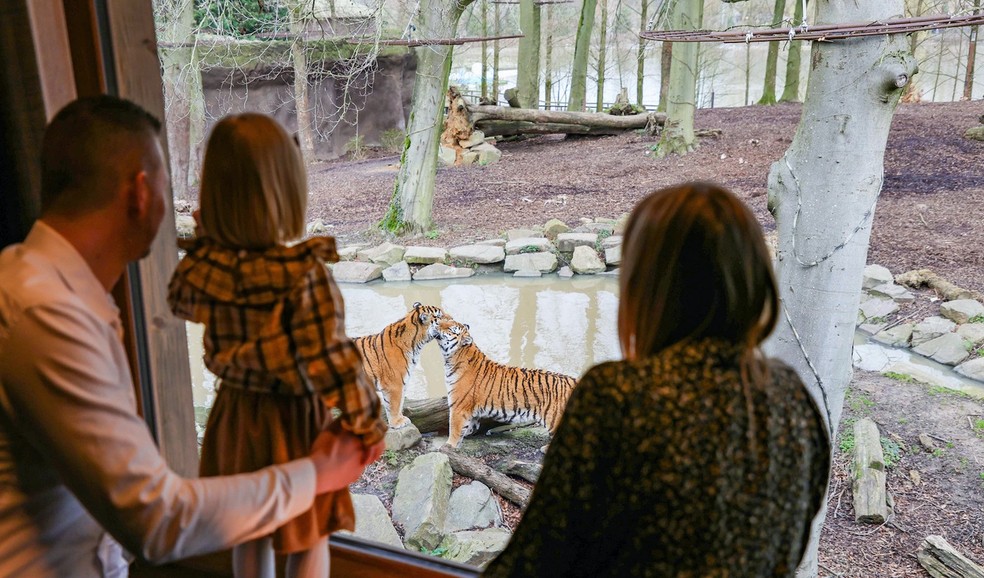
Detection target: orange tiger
<box><xmin>433</xmin><ymin>318</ymin><xmax>577</xmax><ymax>448</ymax></box>
<box><xmin>353</xmin><ymin>302</ymin><xmax>445</xmax><ymax>429</ymax></box>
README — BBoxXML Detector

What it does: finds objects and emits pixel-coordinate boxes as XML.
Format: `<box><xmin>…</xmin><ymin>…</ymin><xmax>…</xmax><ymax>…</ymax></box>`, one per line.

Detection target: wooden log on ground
<box><xmin>404</xmin><ymin>397</ymin><xmax>449</xmax><ymax>434</ymax></box>
<box><xmin>439</xmin><ymin>445</ymin><xmax>531</xmax><ymax>507</ymax></box>
<box><xmin>895</xmin><ymin>269</ymin><xmax>982</xmax><ymax>301</ymax></box>
<box><xmin>851</xmin><ymin>417</ymin><xmax>889</xmax><ymax>524</ymax></box>
<box><xmin>917</xmin><ymin>535</ymin><xmax>984</xmax><ymax>578</ymax></box>
<box><xmin>465</xmin><ymin>103</ymin><xmax>665</xmax><ymax>138</ymax></box>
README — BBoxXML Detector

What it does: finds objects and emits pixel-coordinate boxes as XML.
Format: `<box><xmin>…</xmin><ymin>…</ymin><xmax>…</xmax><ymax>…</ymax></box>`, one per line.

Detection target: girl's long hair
<box><xmin>618</xmin><ymin>182</ymin><xmax>779</xmax><ymax>402</ymax></box>
<box><xmin>199</xmin><ymin>113</ymin><xmax>306</xmax><ymax>249</ymax></box>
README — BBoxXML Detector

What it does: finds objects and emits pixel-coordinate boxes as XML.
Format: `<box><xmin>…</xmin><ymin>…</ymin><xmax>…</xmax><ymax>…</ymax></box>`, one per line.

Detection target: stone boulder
<box><xmin>542</xmin><ymin>218</ymin><xmax>570</xmax><ymax>238</ymax></box>
<box><xmin>956</xmin><ymin>323</ymin><xmax>984</xmax><ymax>346</ymax></box>
<box><xmin>337</xmin><ymin>245</ymin><xmax>366</xmax><ymax>261</ymax></box>
<box><xmin>413</xmin><ymin>264</ymin><xmax>475</xmax><ymax>281</ymax></box>
<box><xmin>450</xmin><ymin>244</ymin><xmax>505</xmax><ymax>264</ymax></box>
<box><xmin>939</xmin><ymin>299</ymin><xmax>984</xmax><ymax>324</ymax></box>
<box><xmin>503</xmin><ymin>460</ymin><xmax>542</xmax><ymax>484</ymax></box>
<box><xmin>332</xmin><ymin>262</ymin><xmax>383</xmax><ymax>284</ymax></box>
<box><xmin>505</xmin><ymin>237</ymin><xmax>554</xmax><ymax>255</ymax></box>
<box><xmin>911</xmin><ymin>316</ymin><xmax>956</xmax><ymax>347</ymax></box>
<box><xmin>473</xmin><ymin>142</ymin><xmax>502</xmax><ymax>165</ymax></box>
<box><xmin>557</xmin><ymin>266</ymin><xmax>574</xmax><ymax>278</ymax></box>
<box><xmin>341</xmin><ymin>494</ymin><xmax>404</xmax><ymax>549</ymax></box>
<box><xmin>306</xmin><ymin>219</ymin><xmax>329</xmax><ymax>236</ymax></box>
<box><xmin>862</xmin><ymin>264</ymin><xmax>894</xmax><ymax>289</ymax></box>
<box><xmin>439</xmin><ymin>145</ymin><xmax>456</xmax><ymax>166</ymax></box>
<box><xmin>570</xmin><ymin>246</ymin><xmax>606</xmax><ymax>275</ymax></box>
<box><xmin>955</xmin><ymin>357</ymin><xmax>984</xmax><ymax>382</ymax></box>
<box><xmin>604</xmin><ymin>245</ymin><xmax>622</xmax><ymax>266</ymax></box>
<box><xmin>476</xmin><ymin>238</ymin><xmax>506</xmax><ymax>247</ymax></box>
<box><xmin>382</xmin><ymin>261</ymin><xmax>412</xmax><ymax>282</ymax></box>
<box><xmin>503</xmin><ymin>252</ymin><xmax>558</xmax><ymax>274</ymax></box>
<box><xmin>175</xmin><ymin>215</ymin><xmax>197</xmax><ymax>239</ymax></box>
<box><xmin>872</xmin><ymin>324</ymin><xmax>914</xmax><ymax>348</ymax></box>
<box><xmin>869</xmin><ymin>283</ymin><xmax>915</xmax><ymax>303</ymax></box>
<box><xmin>556</xmin><ymin>232</ymin><xmax>598</xmax><ymax>253</ymax></box>
<box><xmin>358</xmin><ymin>242</ymin><xmax>406</xmax><ymax>267</ymax></box>
<box><xmin>513</xmin><ymin>270</ymin><xmax>542</xmax><ymax>278</ymax></box>
<box><xmin>392</xmin><ymin>452</ymin><xmax>452</xmax><ymax>550</ymax></box>
<box><xmin>440</xmin><ymin>528</ymin><xmax>512</xmax><ymax>569</ymax></box>
<box><xmin>459</xmin><ymin>130</ymin><xmax>486</xmax><ymax>148</ymax></box>
<box><xmin>601</xmin><ymin>235</ymin><xmax>623</xmax><ymax>249</ymax></box>
<box><xmin>404</xmin><ymin>246</ymin><xmax>448</xmax><ymax>265</ymax></box>
<box><xmin>859</xmin><ymin>297</ymin><xmax>899</xmax><ymax>322</ymax></box>
<box><xmin>385</xmin><ymin>422</ymin><xmax>422</xmax><ymax>451</ymax></box>
<box><xmin>573</xmin><ymin>222</ymin><xmax>615</xmax><ymax>235</ymax></box>
<box><xmin>504</xmin><ymin>228</ymin><xmax>542</xmax><ymax>241</ymax></box>
<box><xmin>912</xmin><ymin>333</ymin><xmax>970</xmax><ymax>366</ymax></box>
<box><xmin>445</xmin><ymin>482</ymin><xmax>503</xmax><ymax>533</ymax></box>
<box><xmin>965</xmin><ymin>126</ymin><xmax>984</xmax><ymax>141</ymax></box>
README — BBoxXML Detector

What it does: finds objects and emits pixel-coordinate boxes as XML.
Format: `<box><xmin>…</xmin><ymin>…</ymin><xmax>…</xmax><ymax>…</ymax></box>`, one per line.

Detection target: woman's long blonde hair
<box><xmin>199</xmin><ymin>113</ymin><xmax>306</xmax><ymax>249</ymax></box>
<box><xmin>618</xmin><ymin>182</ymin><xmax>779</xmax><ymax>360</ymax></box>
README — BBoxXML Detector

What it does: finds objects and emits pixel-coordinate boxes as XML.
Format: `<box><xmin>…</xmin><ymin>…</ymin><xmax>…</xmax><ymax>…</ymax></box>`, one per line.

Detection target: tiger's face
<box><xmin>434</xmin><ymin>317</ymin><xmax>473</xmax><ymax>354</ymax></box>
<box><xmin>411</xmin><ymin>302</ymin><xmax>445</xmax><ymax>341</ymax></box>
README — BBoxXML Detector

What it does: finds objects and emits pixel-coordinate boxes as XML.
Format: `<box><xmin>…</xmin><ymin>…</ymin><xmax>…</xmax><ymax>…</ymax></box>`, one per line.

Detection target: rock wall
<box><xmin>200</xmin><ymin>51</ymin><xmax>416</xmax><ymax>159</ymax></box>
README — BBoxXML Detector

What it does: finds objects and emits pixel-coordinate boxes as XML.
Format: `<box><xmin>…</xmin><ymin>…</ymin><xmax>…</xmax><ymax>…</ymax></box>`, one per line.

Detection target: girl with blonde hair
<box><xmin>169</xmin><ymin>113</ymin><xmax>386</xmax><ymax>578</ymax></box>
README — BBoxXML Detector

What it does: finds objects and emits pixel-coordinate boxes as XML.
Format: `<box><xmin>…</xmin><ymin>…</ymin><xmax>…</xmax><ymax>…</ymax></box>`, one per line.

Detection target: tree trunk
<box><xmin>779</xmin><ymin>0</ymin><xmax>805</xmax><ymax>102</ymax></box>
<box><xmin>404</xmin><ymin>397</ymin><xmax>450</xmax><ymax>433</ymax></box>
<box><xmin>917</xmin><ymin>535</ymin><xmax>984</xmax><ymax>578</ymax></box>
<box><xmin>963</xmin><ymin>0</ymin><xmax>981</xmax><ymax>101</ymax></box>
<box><xmin>518</xmin><ymin>0</ymin><xmax>541</xmax><ymax>108</ymax></box>
<box><xmin>466</xmin><ymin>103</ymin><xmax>663</xmax><ymax>136</ymax></box>
<box><xmin>658</xmin><ymin>41</ymin><xmax>671</xmax><ymax>111</ymax></box>
<box><xmin>544</xmin><ymin>5</ymin><xmax>553</xmax><ymax>109</ymax></box>
<box><xmin>764</xmin><ymin>1</ymin><xmax>916</xmax><ymax>575</ymax></box>
<box><xmin>493</xmin><ymin>2</ymin><xmax>501</xmax><ymax>102</ymax></box>
<box><xmin>902</xmin><ymin>0</ymin><xmax>925</xmax><ymax>103</ymax></box>
<box><xmin>637</xmin><ymin>0</ymin><xmax>649</xmax><ymax>107</ymax></box>
<box><xmin>758</xmin><ymin>0</ymin><xmax>786</xmax><ymax>105</ymax></box>
<box><xmin>159</xmin><ymin>0</ymin><xmax>205</xmax><ymax>200</ymax></box>
<box><xmin>383</xmin><ymin>0</ymin><xmax>474</xmax><ymax>235</ymax></box>
<box><xmin>481</xmin><ymin>0</ymin><xmax>489</xmax><ymax>100</ymax></box>
<box><xmin>595</xmin><ymin>0</ymin><xmax>609</xmax><ymax>111</ymax></box>
<box><xmin>653</xmin><ymin>0</ymin><xmax>703</xmax><ymax>156</ymax></box>
<box><xmin>290</xmin><ymin>4</ymin><xmax>315</xmax><ymax>160</ymax></box>
<box><xmin>568</xmin><ymin>0</ymin><xmax>597</xmax><ymax>111</ymax></box>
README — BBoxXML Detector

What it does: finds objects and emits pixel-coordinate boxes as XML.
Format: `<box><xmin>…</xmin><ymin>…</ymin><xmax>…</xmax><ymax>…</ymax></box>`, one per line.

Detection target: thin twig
<box><xmin>926</xmin><ymin>433</ymin><xmax>952</xmax><ymax>445</ymax></box>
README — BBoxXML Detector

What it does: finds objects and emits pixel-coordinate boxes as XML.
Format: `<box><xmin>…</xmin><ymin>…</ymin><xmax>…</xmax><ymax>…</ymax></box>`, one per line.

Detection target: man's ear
<box><xmin>127</xmin><ymin>170</ymin><xmax>151</xmax><ymax>216</ymax></box>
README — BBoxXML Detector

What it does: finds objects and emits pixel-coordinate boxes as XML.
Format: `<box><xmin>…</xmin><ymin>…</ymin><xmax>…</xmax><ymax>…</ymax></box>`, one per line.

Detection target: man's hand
<box><xmin>308</xmin><ymin>422</ymin><xmax>384</xmax><ymax>494</ymax></box>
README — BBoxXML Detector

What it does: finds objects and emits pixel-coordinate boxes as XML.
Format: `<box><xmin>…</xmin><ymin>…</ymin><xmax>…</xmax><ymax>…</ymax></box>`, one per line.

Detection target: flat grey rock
<box><xmin>939</xmin><ymin>299</ymin><xmax>984</xmax><ymax>324</ymax></box>
<box><xmin>872</xmin><ymin>323</ymin><xmax>913</xmax><ymax>347</ymax></box>
<box><xmin>382</xmin><ymin>261</ymin><xmax>412</xmax><ymax>282</ymax></box>
<box><xmin>404</xmin><ymin>246</ymin><xmax>448</xmax><ymax>265</ymax></box>
<box><xmin>912</xmin><ymin>333</ymin><xmax>970</xmax><ymax>366</ymax></box>
<box><xmin>449</xmin><ymin>244</ymin><xmax>505</xmax><ymax>264</ymax></box>
<box><xmin>505</xmin><ymin>237</ymin><xmax>553</xmax><ymax>255</ymax></box>
<box><xmin>555</xmin><ymin>232</ymin><xmax>598</xmax><ymax>253</ymax></box>
<box><xmin>859</xmin><ymin>297</ymin><xmax>899</xmax><ymax>322</ymax></box>
<box><xmin>601</xmin><ymin>235</ymin><xmax>623</xmax><ymax>249</ymax></box>
<box><xmin>513</xmin><ymin>270</ymin><xmax>542</xmax><ymax>278</ymax></box>
<box><xmin>503</xmin><ymin>252</ymin><xmax>557</xmax><ymax>273</ymax></box>
<box><xmin>862</xmin><ymin>264</ymin><xmax>894</xmax><ymax>289</ymax></box>
<box><xmin>570</xmin><ymin>246</ymin><xmax>606</xmax><ymax>274</ymax></box>
<box><xmin>911</xmin><ymin>316</ymin><xmax>957</xmax><ymax>347</ymax></box>
<box><xmin>332</xmin><ymin>261</ymin><xmax>383</xmax><ymax>283</ymax></box>
<box><xmin>340</xmin><ymin>494</ymin><xmax>404</xmax><ymax>550</ymax></box>
<box><xmin>956</xmin><ymin>323</ymin><xmax>984</xmax><ymax>346</ymax></box>
<box><xmin>413</xmin><ymin>263</ymin><xmax>475</xmax><ymax>280</ymax></box>
<box><xmin>358</xmin><ymin>242</ymin><xmax>406</xmax><ymax>267</ymax></box>
<box><xmin>955</xmin><ymin>357</ymin><xmax>984</xmax><ymax>382</ymax></box>
<box><xmin>504</xmin><ymin>228</ymin><xmax>542</xmax><ymax>241</ymax></box>
<box><xmin>869</xmin><ymin>283</ymin><xmax>915</xmax><ymax>303</ymax></box>
<box><xmin>604</xmin><ymin>245</ymin><xmax>622</xmax><ymax>266</ymax></box>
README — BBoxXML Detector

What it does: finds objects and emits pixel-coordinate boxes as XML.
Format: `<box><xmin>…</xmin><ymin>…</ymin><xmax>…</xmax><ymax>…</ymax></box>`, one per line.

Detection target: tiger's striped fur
<box><xmin>434</xmin><ymin>318</ymin><xmax>577</xmax><ymax>447</ymax></box>
<box><xmin>353</xmin><ymin>302</ymin><xmax>445</xmax><ymax>429</ymax></box>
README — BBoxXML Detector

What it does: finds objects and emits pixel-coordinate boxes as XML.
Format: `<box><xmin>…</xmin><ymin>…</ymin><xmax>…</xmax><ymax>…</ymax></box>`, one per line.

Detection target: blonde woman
<box><xmin>168</xmin><ymin>113</ymin><xmax>386</xmax><ymax>578</ymax></box>
<box><xmin>484</xmin><ymin>182</ymin><xmax>830</xmax><ymax>577</ymax></box>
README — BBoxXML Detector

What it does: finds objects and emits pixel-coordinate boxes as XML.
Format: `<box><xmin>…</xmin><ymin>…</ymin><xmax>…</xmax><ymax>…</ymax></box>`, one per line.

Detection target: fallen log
<box><xmin>851</xmin><ymin>417</ymin><xmax>889</xmax><ymax>524</ymax></box>
<box><xmin>439</xmin><ymin>445</ymin><xmax>531</xmax><ymax>507</ymax></box>
<box><xmin>917</xmin><ymin>535</ymin><xmax>984</xmax><ymax>578</ymax></box>
<box><xmin>404</xmin><ymin>397</ymin><xmax>449</xmax><ymax>434</ymax></box>
<box><xmin>895</xmin><ymin>269</ymin><xmax>982</xmax><ymax>301</ymax></box>
<box><xmin>466</xmin><ymin>103</ymin><xmax>665</xmax><ymax>138</ymax></box>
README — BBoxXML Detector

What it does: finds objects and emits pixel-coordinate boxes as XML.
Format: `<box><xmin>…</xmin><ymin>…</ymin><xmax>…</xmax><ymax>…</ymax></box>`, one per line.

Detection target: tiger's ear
<box><xmin>465</xmin><ymin>323</ymin><xmax>470</xmax><ymax>330</ymax></box>
<box><xmin>413</xmin><ymin>302</ymin><xmax>422</xmax><ymax>309</ymax></box>
<box><xmin>462</xmin><ymin>335</ymin><xmax>473</xmax><ymax>346</ymax></box>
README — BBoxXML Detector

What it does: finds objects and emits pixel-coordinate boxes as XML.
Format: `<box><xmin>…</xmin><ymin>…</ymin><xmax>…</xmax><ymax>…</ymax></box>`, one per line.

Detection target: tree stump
<box><xmin>851</xmin><ymin>417</ymin><xmax>889</xmax><ymax>524</ymax></box>
<box><xmin>917</xmin><ymin>535</ymin><xmax>984</xmax><ymax>578</ymax></box>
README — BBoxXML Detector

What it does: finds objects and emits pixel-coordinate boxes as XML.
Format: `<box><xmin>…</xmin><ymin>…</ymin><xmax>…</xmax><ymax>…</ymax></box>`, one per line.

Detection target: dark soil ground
<box><xmin>317</xmin><ymin>101</ymin><xmax>984</xmax><ymax>576</ymax></box>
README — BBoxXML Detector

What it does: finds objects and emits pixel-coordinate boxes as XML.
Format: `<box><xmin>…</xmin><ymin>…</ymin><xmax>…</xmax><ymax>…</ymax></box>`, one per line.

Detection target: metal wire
<box><xmin>640</xmin><ymin>13</ymin><xmax>984</xmax><ymax>43</ymax></box>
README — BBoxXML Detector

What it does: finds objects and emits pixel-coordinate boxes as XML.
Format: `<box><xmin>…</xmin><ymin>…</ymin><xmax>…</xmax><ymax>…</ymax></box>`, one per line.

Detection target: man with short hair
<box><xmin>0</xmin><ymin>95</ymin><xmax>383</xmax><ymax>577</ymax></box>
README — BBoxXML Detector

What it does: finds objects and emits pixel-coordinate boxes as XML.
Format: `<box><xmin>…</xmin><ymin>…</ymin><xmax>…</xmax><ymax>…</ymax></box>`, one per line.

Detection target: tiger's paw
<box><xmin>389</xmin><ymin>416</ymin><xmax>412</xmax><ymax>429</ymax></box>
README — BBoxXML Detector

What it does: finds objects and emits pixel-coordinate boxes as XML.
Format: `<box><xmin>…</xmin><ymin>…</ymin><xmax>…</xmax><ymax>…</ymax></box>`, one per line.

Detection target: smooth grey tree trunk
<box><xmin>595</xmin><ymin>0</ymin><xmax>609</xmax><ymax>111</ymax></box>
<box><xmin>517</xmin><ymin>0</ymin><xmax>541</xmax><ymax>108</ymax></box>
<box><xmin>654</xmin><ymin>0</ymin><xmax>702</xmax><ymax>156</ymax></box>
<box><xmin>159</xmin><ymin>0</ymin><xmax>205</xmax><ymax>200</ymax></box>
<box><xmin>637</xmin><ymin>0</ymin><xmax>648</xmax><ymax>107</ymax></box>
<box><xmin>568</xmin><ymin>0</ymin><xmax>597</xmax><ymax>111</ymax></box>
<box><xmin>758</xmin><ymin>0</ymin><xmax>786</xmax><ymax>105</ymax></box>
<box><xmin>290</xmin><ymin>3</ymin><xmax>315</xmax><ymax>160</ymax></box>
<box><xmin>779</xmin><ymin>0</ymin><xmax>805</xmax><ymax>102</ymax></box>
<box><xmin>963</xmin><ymin>0</ymin><xmax>981</xmax><ymax>100</ymax></box>
<box><xmin>383</xmin><ymin>0</ymin><xmax>473</xmax><ymax>235</ymax></box>
<box><xmin>765</xmin><ymin>1</ymin><xmax>917</xmax><ymax>575</ymax></box>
